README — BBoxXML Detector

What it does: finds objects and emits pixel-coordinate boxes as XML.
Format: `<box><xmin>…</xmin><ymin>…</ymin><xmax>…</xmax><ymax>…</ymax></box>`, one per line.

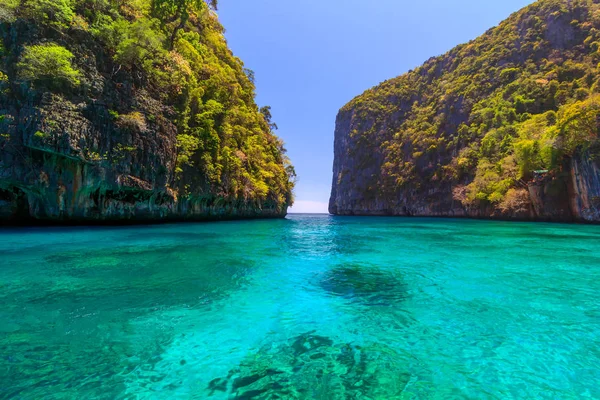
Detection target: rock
<box><xmin>0</xmin><ymin>5</ymin><xmax>292</xmax><ymax>225</ymax></box>
<box><xmin>208</xmin><ymin>331</ymin><xmax>412</xmax><ymax>399</ymax></box>
<box><xmin>329</xmin><ymin>0</ymin><xmax>600</xmax><ymax>223</ymax></box>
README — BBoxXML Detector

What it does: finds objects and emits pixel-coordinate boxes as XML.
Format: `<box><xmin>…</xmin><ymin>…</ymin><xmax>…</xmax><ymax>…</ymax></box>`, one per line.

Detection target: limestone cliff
<box><xmin>330</xmin><ymin>0</ymin><xmax>600</xmax><ymax>222</ymax></box>
<box><xmin>0</xmin><ymin>0</ymin><xmax>294</xmax><ymax>224</ymax></box>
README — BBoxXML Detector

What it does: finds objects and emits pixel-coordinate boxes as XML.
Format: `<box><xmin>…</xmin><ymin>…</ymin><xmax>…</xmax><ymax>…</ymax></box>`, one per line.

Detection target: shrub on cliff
<box><xmin>17</xmin><ymin>43</ymin><xmax>81</xmax><ymax>89</ymax></box>
<box><xmin>0</xmin><ymin>0</ymin><xmax>18</xmax><ymax>22</ymax></box>
<box><xmin>117</xmin><ymin>112</ymin><xmax>147</xmax><ymax>132</ymax></box>
<box><xmin>112</xmin><ymin>19</ymin><xmax>166</xmax><ymax>70</ymax></box>
<box><xmin>21</xmin><ymin>0</ymin><xmax>75</xmax><ymax>29</ymax></box>
<box><xmin>556</xmin><ymin>95</ymin><xmax>600</xmax><ymax>156</ymax></box>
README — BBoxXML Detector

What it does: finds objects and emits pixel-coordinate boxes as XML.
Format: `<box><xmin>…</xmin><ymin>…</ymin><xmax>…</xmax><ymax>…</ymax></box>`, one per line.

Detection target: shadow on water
<box><xmin>207</xmin><ymin>331</ymin><xmax>413</xmax><ymax>399</ymax></box>
<box><xmin>0</xmin><ymin>243</ymin><xmax>257</xmax><ymax>399</ymax></box>
<box><xmin>123</xmin><ymin>230</ymin><xmax>224</xmax><ymax>241</ymax></box>
<box><xmin>314</xmin><ymin>263</ymin><xmax>409</xmax><ymax>307</ymax></box>
<box><xmin>35</xmin><ymin>245</ymin><xmax>255</xmax><ymax>309</ymax></box>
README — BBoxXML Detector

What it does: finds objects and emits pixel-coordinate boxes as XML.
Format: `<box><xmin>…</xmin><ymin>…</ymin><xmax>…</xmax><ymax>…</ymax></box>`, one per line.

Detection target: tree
<box><xmin>260</xmin><ymin>106</ymin><xmax>278</xmax><ymax>131</ymax></box>
<box><xmin>557</xmin><ymin>95</ymin><xmax>600</xmax><ymax>155</ymax></box>
<box><xmin>17</xmin><ymin>43</ymin><xmax>80</xmax><ymax>89</ymax></box>
<box><xmin>21</xmin><ymin>0</ymin><xmax>74</xmax><ymax>29</ymax></box>
<box><xmin>151</xmin><ymin>0</ymin><xmax>217</xmax><ymax>48</ymax></box>
<box><xmin>114</xmin><ymin>19</ymin><xmax>166</xmax><ymax>68</ymax></box>
<box><xmin>243</xmin><ymin>68</ymin><xmax>255</xmax><ymax>84</ymax></box>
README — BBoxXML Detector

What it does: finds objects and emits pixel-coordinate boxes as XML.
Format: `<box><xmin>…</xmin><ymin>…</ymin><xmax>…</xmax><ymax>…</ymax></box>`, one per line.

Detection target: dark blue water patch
<box><xmin>21</xmin><ymin>255</ymin><xmax>257</xmax><ymax>311</ymax></box>
<box><xmin>314</xmin><ymin>263</ymin><xmax>409</xmax><ymax>307</ymax></box>
<box><xmin>43</xmin><ymin>244</ymin><xmax>188</xmax><ymax>263</ymax></box>
<box><xmin>123</xmin><ymin>230</ymin><xmax>224</xmax><ymax>242</ymax></box>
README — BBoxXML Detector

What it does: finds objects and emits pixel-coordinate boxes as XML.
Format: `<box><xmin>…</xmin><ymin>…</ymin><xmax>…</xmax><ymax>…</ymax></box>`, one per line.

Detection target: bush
<box><xmin>556</xmin><ymin>95</ymin><xmax>600</xmax><ymax>155</ymax></box>
<box><xmin>500</xmin><ymin>68</ymin><xmax>520</xmax><ymax>83</ymax></box>
<box><xmin>22</xmin><ymin>0</ymin><xmax>74</xmax><ymax>29</ymax></box>
<box><xmin>114</xmin><ymin>19</ymin><xmax>165</xmax><ymax>68</ymax></box>
<box><xmin>117</xmin><ymin>112</ymin><xmax>147</xmax><ymax>132</ymax></box>
<box><xmin>17</xmin><ymin>44</ymin><xmax>81</xmax><ymax>89</ymax></box>
<box><xmin>465</xmin><ymin>160</ymin><xmax>514</xmax><ymax>204</ymax></box>
<box><xmin>499</xmin><ymin>188</ymin><xmax>531</xmax><ymax>214</ymax></box>
<box><xmin>108</xmin><ymin>110</ymin><xmax>119</xmax><ymax>120</ymax></box>
<box><xmin>0</xmin><ymin>0</ymin><xmax>18</xmax><ymax>22</ymax></box>
<box><xmin>34</xmin><ymin>131</ymin><xmax>50</xmax><ymax>140</ymax></box>
<box><xmin>176</xmin><ymin>134</ymin><xmax>200</xmax><ymax>173</ymax></box>
<box><xmin>514</xmin><ymin>139</ymin><xmax>543</xmax><ymax>179</ymax></box>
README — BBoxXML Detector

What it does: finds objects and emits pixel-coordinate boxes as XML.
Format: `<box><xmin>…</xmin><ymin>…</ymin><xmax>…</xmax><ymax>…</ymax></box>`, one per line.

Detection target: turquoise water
<box><xmin>1</xmin><ymin>215</ymin><xmax>600</xmax><ymax>399</ymax></box>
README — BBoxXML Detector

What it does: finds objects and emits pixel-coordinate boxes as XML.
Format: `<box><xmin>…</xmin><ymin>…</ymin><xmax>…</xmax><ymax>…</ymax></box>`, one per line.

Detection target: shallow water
<box><xmin>1</xmin><ymin>215</ymin><xmax>600</xmax><ymax>399</ymax></box>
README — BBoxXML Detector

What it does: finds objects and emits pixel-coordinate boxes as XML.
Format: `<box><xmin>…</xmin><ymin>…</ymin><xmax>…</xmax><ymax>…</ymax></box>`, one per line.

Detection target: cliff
<box><xmin>0</xmin><ymin>0</ymin><xmax>295</xmax><ymax>224</ymax></box>
<box><xmin>330</xmin><ymin>0</ymin><xmax>600</xmax><ymax>222</ymax></box>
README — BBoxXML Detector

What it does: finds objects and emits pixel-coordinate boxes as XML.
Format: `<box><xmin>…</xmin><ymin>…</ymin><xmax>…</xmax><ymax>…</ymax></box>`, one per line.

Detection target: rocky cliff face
<box><xmin>0</xmin><ymin>1</ymin><xmax>294</xmax><ymax>224</ymax></box>
<box><xmin>330</xmin><ymin>0</ymin><xmax>600</xmax><ymax>223</ymax></box>
<box><xmin>330</xmin><ymin>110</ymin><xmax>600</xmax><ymax>222</ymax></box>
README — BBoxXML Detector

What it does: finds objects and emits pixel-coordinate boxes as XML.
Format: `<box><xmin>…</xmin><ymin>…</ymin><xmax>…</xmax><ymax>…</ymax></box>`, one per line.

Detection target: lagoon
<box><xmin>1</xmin><ymin>215</ymin><xmax>599</xmax><ymax>399</ymax></box>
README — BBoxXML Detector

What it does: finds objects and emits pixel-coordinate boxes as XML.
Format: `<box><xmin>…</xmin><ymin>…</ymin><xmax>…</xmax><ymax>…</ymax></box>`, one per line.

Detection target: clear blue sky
<box><xmin>217</xmin><ymin>0</ymin><xmax>533</xmax><ymax>213</ymax></box>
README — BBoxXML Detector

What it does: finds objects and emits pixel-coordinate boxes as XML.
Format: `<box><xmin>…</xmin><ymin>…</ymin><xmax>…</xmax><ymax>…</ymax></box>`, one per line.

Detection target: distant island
<box><xmin>330</xmin><ymin>0</ymin><xmax>600</xmax><ymax>223</ymax></box>
<box><xmin>0</xmin><ymin>0</ymin><xmax>295</xmax><ymax>224</ymax></box>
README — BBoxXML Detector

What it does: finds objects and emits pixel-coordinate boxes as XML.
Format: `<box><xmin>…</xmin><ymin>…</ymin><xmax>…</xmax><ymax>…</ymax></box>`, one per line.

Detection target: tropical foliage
<box><xmin>17</xmin><ymin>43</ymin><xmax>81</xmax><ymax>88</ymax></box>
<box><xmin>1</xmin><ymin>0</ymin><xmax>295</xmax><ymax>207</ymax></box>
<box><xmin>344</xmin><ymin>0</ymin><xmax>600</xmax><ymax>211</ymax></box>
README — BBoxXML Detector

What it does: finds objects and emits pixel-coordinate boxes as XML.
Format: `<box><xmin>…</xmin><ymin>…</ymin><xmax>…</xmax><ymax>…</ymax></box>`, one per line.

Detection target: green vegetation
<box><xmin>0</xmin><ymin>0</ymin><xmax>20</xmax><ymax>22</ymax></box>
<box><xmin>17</xmin><ymin>44</ymin><xmax>81</xmax><ymax>88</ymax></box>
<box><xmin>108</xmin><ymin>110</ymin><xmax>120</xmax><ymax>120</ymax></box>
<box><xmin>21</xmin><ymin>0</ymin><xmax>75</xmax><ymax>29</ymax></box>
<box><xmin>344</xmin><ymin>0</ymin><xmax>600</xmax><ymax>212</ymax></box>
<box><xmin>3</xmin><ymin>0</ymin><xmax>294</xmax><ymax>208</ymax></box>
<box><xmin>117</xmin><ymin>112</ymin><xmax>147</xmax><ymax>132</ymax></box>
<box><xmin>34</xmin><ymin>131</ymin><xmax>50</xmax><ymax>140</ymax></box>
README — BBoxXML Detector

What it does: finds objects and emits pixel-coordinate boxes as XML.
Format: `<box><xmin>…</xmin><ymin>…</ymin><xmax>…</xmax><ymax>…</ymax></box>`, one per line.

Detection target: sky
<box><xmin>217</xmin><ymin>0</ymin><xmax>533</xmax><ymax>213</ymax></box>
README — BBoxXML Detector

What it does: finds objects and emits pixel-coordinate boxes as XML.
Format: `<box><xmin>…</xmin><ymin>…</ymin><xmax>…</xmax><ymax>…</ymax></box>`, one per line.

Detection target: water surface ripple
<box><xmin>1</xmin><ymin>215</ymin><xmax>599</xmax><ymax>399</ymax></box>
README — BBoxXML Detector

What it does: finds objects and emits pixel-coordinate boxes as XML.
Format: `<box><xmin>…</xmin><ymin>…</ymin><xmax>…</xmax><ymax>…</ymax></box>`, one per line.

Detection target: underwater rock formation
<box><xmin>207</xmin><ymin>331</ymin><xmax>411</xmax><ymax>399</ymax></box>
